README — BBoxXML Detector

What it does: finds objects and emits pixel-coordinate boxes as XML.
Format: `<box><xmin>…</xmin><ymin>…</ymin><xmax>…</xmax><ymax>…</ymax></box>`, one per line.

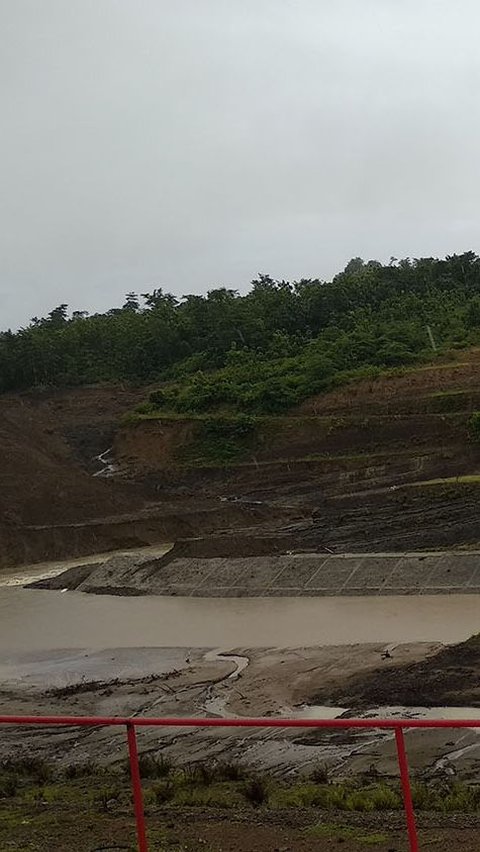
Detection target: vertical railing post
<box><xmin>126</xmin><ymin>722</ymin><xmax>148</xmax><ymax>852</ymax></box>
<box><xmin>395</xmin><ymin>727</ymin><xmax>418</xmax><ymax>852</ymax></box>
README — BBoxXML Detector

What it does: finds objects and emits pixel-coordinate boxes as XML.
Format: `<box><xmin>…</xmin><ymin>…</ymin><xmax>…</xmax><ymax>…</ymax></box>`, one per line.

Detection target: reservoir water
<box><xmin>0</xmin><ymin>582</ymin><xmax>479</xmax><ymax>652</ymax></box>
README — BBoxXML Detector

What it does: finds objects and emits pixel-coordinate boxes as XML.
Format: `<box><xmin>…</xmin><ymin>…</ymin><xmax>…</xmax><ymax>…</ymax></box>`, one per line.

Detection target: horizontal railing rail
<box><xmin>2</xmin><ymin>714</ymin><xmax>479</xmax><ymax>852</ymax></box>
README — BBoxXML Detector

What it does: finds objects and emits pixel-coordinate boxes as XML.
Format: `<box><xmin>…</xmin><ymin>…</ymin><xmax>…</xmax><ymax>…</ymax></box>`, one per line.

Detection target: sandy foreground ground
<box><xmin>1</xmin><ymin>640</ymin><xmax>480</xmax><ymax>783</ymax></box>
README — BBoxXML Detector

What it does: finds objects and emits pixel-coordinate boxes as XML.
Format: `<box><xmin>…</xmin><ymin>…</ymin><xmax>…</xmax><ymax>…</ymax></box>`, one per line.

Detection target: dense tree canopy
<box><xmin>3</xmin><ymin>252</ymin><xmax>480</xmax><ymax>413</ymax></box>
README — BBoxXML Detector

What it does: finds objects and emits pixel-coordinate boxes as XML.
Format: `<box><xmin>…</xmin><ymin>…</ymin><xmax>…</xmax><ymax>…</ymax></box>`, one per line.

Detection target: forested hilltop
<box><xmin>4</xmin><ymin>252</ymin><xmax>480</xmax><ymax>415</ymax></box>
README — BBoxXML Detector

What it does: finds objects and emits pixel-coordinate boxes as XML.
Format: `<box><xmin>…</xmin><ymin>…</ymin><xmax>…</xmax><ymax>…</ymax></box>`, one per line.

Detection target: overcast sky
<box><xmin>2</xmin><ymin>0</ymin><xmax>480</xmax><ymax>329</ymax></box>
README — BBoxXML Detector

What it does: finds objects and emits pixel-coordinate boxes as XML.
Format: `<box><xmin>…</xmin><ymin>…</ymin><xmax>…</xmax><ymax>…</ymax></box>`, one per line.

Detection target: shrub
<box><xmin>182</xmin><ymin>415</ymin><xmax>257</xmax><ymax>465</ymax></box>
<box><xmin>310</xmin><ymin>763</ymin><xmax>330</xmax><ymax>785</ymax></box>
<box><xmin>127</xmin><ymin>753</ymin><xmax>172</xmax><ymax>779</ymax></box>
<box><xmin>134</xmin><ymin>401</ymin><xmax>158</xmax><ymax>416</ymax></box>
<box><xmin>0</xmin><ymin>774</ymin><xmax>18</xmax><ymax>798</ymax></box>
<box><xmin>469</xmin><ymin>411</ymin><xmax>480</xmax><ymax>442</ymax></box>
<box><xmin>182</xmin><ymin>762</ymin><xmax>217</xmax><ymax>786</ymax></box>
<box><xmin>92</xmin><ymin>786</ymin><xmax>121</xmax><ymax>813</ymax></box>
<box><xmin>243</xmin><ymin>776</ymin><xmax>269</xmax><ymax>807</ymax></box>
<box><xmin>63</xmin><ymin>761</ymin><xmax>98</xmax><ymax>780</ymax></box>
<box><xmin>215</xmin><ymin>761</ymin><xmax>245</xmax><ymax>781</ymax></box>
<box><xmin>153</xmin><ymin>780</ymin><xmax>175</xmax><ymax>805</ymax></box>
<box><xmin>1</xmin><ymin>757</ymin><xmax>52</xmax><ymax>784</ymax></box>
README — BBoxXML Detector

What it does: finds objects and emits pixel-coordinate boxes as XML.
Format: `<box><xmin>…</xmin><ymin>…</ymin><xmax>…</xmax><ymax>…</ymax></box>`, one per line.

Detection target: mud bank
<box><xmin>312</xmin><ymin>633</ymin><xmax>480</xmax><ymax>708</ymax></box>
<box><xmin>2</xmin><ymin>642</ymin><xmax>480</xmax><ymax>781</ymax></box>
<box><xmin>31</xmin><ymin>546</ymin><xmax>480</xmax><ymax>597</ymax></box>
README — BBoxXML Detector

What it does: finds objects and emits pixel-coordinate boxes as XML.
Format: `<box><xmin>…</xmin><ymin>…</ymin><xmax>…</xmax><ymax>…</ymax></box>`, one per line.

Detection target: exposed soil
<box><xmin>111</xmin><ymin>353</ymin><xmax>480</xmax><ymax>555</ymax></box>
<box><xmin>312</xmin><ymin>634</ymin><xmax>480</xmax><ymax>709</ymax></box>
<box><xmin>0</xmin><ymin>386</ymin><xmax>145</xmax><ymax>568</ymax></box>
<box><xmin>8</xmin><ymin>502</ymin><xmax>279</xmax><ymax>572</ymax></box>
<box><xmin>0</xmin><ymin>385</ymin><xmax>145</xmax><ymax>526</ymax></box>
<box><xmin>0</xmin><ymin>386</ymin><xmax>303</xmax><ymax>570</ymax></box>
<box><xmin>1</xmin><ymin>641</ymin><xmax>475</xmax><ymax>779</ymax></box>
<box><xmin>3</xmin><ymin>801</ymin><xmax>480</xmax><ymax>851</ymax></box>
<box><xmin>4</xmin><ymin>351</ymin><xmax>480</xmax><ymax>569</ymax></box>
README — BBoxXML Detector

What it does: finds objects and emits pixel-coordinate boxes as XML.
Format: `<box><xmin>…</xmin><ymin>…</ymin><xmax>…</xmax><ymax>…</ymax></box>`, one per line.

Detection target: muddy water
<box><xmin>0</xmin><ymin>584</ymin><xmax>479</xmax><ymax>652</ymax></box>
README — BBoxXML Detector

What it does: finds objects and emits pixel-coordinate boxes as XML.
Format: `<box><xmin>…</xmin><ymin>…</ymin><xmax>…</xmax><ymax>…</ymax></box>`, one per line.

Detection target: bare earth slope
<box><xmin>0</xmin><ymin>385</ymin><xmax>144</xmax><ymax>526</ymax></box>
<box><xmin>0</xmin><ymin>387</ymin><xmax>288</xmax><ymax>568</ymax></box>
<box><xmin>4</xmin><ymin>348</ymin><xmax>480</xmax><ymax>568</ymax></box>
<box><xmin>311</xmin><ymin>633</ymin><xmax>480</xmax><ymax>708</ymax></box>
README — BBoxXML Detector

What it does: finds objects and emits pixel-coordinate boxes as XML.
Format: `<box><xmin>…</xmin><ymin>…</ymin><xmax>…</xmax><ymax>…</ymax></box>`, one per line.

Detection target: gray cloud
<box><xmin>2</xmin><ymin>0</ymin><xmax>480</xmax><ymax>328</ymax></box>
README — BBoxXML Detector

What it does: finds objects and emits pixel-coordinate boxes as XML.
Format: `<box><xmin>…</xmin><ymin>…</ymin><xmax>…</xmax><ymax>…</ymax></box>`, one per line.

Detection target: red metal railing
<box><xmin>2</xmin><ymin>715</ymin><xmax>480</xmax><ymax>851</ymax></box>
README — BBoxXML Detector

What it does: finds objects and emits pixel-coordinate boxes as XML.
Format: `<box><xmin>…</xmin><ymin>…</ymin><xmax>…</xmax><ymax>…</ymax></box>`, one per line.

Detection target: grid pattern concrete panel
<box><xmin>123</xmin><ymin>551</ymin><xmax>480</xmax><ymax>597</ymax></box>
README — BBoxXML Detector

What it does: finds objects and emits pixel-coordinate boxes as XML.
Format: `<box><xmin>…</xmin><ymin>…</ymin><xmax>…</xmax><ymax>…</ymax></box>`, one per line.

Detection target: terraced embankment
<box><xmin>31</xmin><ymin>547</ymin><xmax>480</xmax><ymax>596</ymax></box>
<box><xmin>112</xmin><ymin>349</ymin><xmax>480</xmax><ymax>553</ymax></box>
<box><xmin>4</xmin><ymin>349</ymin><xmax>480</xmax><ymax>569</ymax></box>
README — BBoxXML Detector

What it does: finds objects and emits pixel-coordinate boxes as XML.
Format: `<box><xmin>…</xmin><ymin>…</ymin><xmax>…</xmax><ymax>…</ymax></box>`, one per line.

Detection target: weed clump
<box><xmin>182</xmin><ymin>762</ymin><xmax>217</xmax><ymax>786</ymax></box>
<box><xmin>123</xmin><ymin>753</ymin><xmax>172</xmax><ymax>780</ymax></box>
<box><xmin>1</xmin><ymin>757</ymin><xmax>53</xmax><ymax>785</ymax></box>
<box><xmin>0</xmin><ymin>775</ymin><xmax>18</xmax><ymax>798</ymax></box>
<box><xmin>92</xmin><ymin>785</ymin><xmax>121</xmax><ymax>813</ymax></box>
<box><xmin>215</xmin><ymin>761</ymin><xmax>245</xmax><ymax>782</ymax></box>
<box><xmin>63</xmin><ymin>761</ymin><xmax>98</xmax><ymax>780</ymax></box>
<box><xmin>310</xmin><ymin>763</ymin><xmax>330</xmax><ymax>784</ymax></box>
<box><xmin>243</xmin><ymin>776</ymin><xmax>269</xmax><ymax>807</ymax></box>
<box><xmin>153</xmin><ymin>780</ymin><xmax>175</xmax><ymax>805</ymax></box>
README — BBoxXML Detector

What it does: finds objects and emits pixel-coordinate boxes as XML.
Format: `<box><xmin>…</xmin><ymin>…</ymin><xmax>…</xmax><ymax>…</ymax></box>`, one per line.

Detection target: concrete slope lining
<box><xmin>30</xmin><ymin>549</ymin><xmax>480</xmax><ymax>597</ymax></box>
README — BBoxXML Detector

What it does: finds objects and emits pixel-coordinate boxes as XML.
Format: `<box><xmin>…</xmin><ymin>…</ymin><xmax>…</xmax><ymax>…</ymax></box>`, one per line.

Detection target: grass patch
<box><xmin>173</xmin><ymin>781</ymin><xmax>241</xmax><ymax>809</ymax></box>
<box><xmin>3</xmin><ymin>756</ymin><xmax>480</xmax><ymax>828</ymax></box>
<box><xmin>150</xmin><ymin>780</ymin><xmax>175</xmax><ymax>806</ymax></box>
<box><xmin>429</xmin><ymin>389</ymin><xmax>471</xmax><ymax>397</ymax></box>
<box><xmin>176</xmin><ymin>414</ymin><xmax>257</xmax><ymax>466</ymax></box>
<box><xmin>272</xmin><ymin>782</ymin><xmax>402</xmax><ymax>812</ymax></box>
<box><xmin>410</xmin><ymin>474</ymin><xmax>480</xmax><ymax>487</ymax></box>
<box><xmin>0</xmin><ymin>774</ymin><xmax>18</xmax><ymax>798</ymax></box>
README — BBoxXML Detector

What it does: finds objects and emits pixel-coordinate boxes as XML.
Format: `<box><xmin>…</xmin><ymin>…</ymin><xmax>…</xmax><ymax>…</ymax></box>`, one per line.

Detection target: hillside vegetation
<box><xmin>4</xmin><ymin>253</ymin><xmax>480</xmax><ymax>418</ymax></box>
<box><xmin>4</xmin><ymin>252</ymin><xmax>480</xmax><ymax>568</ymax></box>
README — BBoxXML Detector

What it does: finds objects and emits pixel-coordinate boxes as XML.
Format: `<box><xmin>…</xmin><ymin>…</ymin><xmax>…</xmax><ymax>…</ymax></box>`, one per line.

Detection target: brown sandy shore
<box><xmin>2</xmin><ymin>640</ymin><xmax>480</xmax><ymax>780</ymax></box>
<box><xmin>2</xmin><ymin>643</ymin><xmax>480</xmax><ymax>850</ymax></box>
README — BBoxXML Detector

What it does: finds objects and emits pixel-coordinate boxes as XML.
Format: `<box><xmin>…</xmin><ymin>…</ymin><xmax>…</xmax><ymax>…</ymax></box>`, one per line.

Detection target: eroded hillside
<box><xmin>115</xmin><ymin>349</ymin><xmax>480</xmax><ymax>551</ymax></box>
<box><xmin>2</xmin><ymin>349</ymin><xmax>480</xmax><ymax>568</ymax></box>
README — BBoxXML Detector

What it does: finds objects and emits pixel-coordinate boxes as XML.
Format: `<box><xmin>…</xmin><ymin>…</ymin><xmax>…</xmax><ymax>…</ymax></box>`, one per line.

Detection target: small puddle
<box><xmin>289</xmin><ymin>705</ymin><xmax>347</xmax><ymax>720</ymax></box>
<box><xmin>301</xmin><ymin>704</ymin><xmax>480</xmax><ymax>724</ymax></box>
<box><xmin>353</xmin><ymin>705</ymin><xmax>480</xmax><ymax>723</ymax></box>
